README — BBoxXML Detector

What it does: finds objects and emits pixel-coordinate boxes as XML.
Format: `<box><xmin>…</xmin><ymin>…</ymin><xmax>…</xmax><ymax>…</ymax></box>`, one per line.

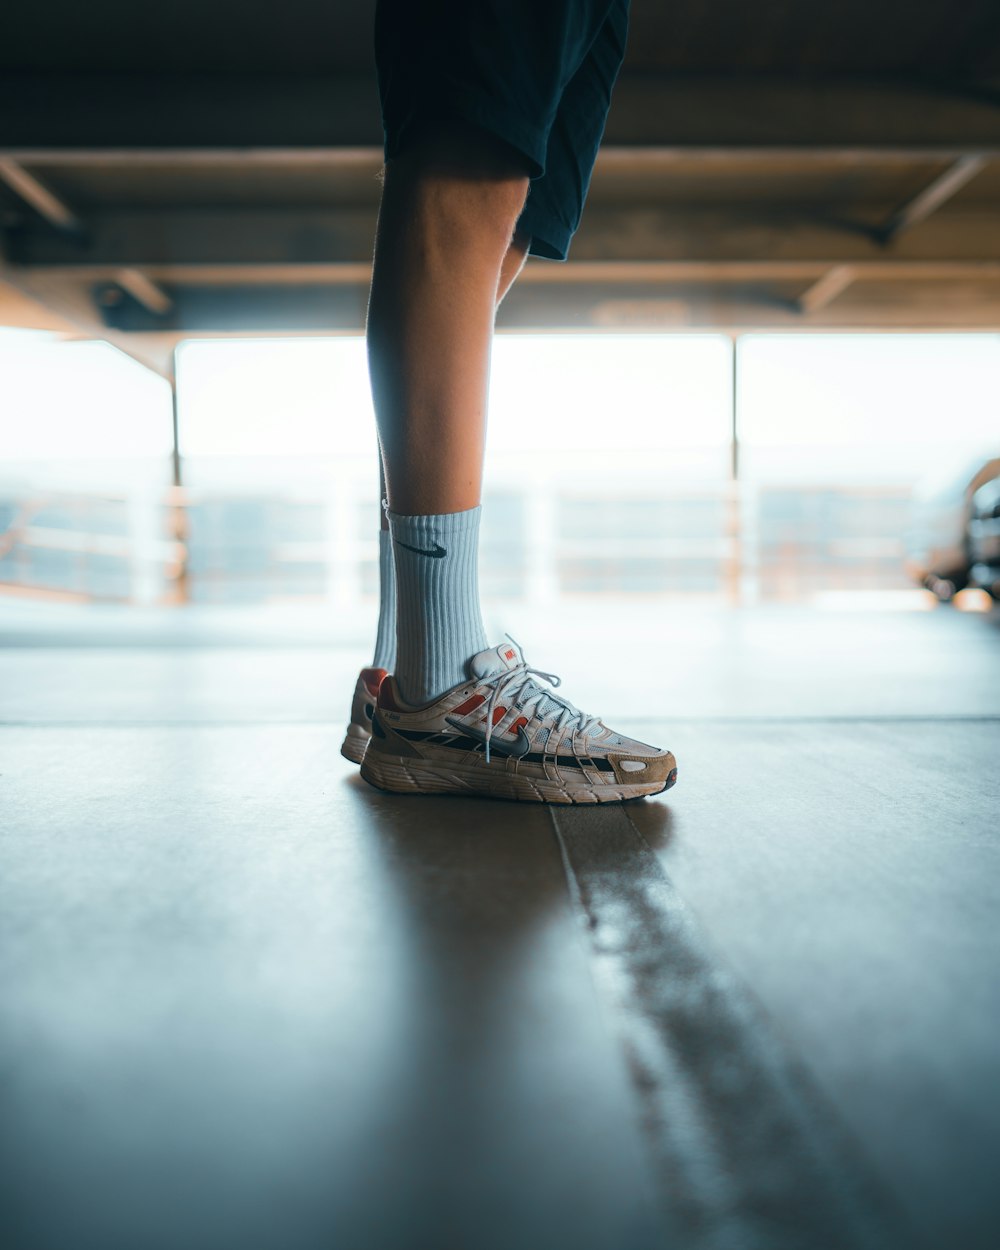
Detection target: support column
<box><xmin>725</xmin><ymin>333</ymin><xmax>743</xmax><ymax>606</ymax></box>
<box><xmin>166</xmin><ymin>353</ymin><xmax>190</xmax><ymax>604</ymax></box>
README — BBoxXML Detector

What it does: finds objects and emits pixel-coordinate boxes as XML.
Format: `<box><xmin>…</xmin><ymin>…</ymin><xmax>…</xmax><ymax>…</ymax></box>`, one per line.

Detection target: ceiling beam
<box><xmin>2</xmin><ymin>145</ymin><xmax>996</xmax><ymax>169</ymax></box>
<box><xmin>0</xmin><ymin>147</ymin><xmax>386</xmax><ymax>168</ymax></box>
<box><xmin>0</xmin><ymin>157</ymin><xmax>81</xmax><ymax>231</ymax></box>
<box><xmin>796</xmin><ymin>265</ymin><xmax>858</xmax><ymax>314</ymax></box>
<box><xmin>114</xmin><ymin>268</ymin><xmax>173</xmax><ymax>315</ymax></box>
<box><xmin>6</xmin><ymin>208</ymin><xmax>375</xmax><ymax>266</ymax></box>
<box><xmin>85</xmin><ymin>279</ymin><xmax>1000</xmax><ymax>333</ymax></box>
<box><xmin>568</xmin><ymin>207</ymin><xmax>1000</xmax><ymax>264</ymax></box>
<box><xmin>594</xmin><ymin>146</ymin><xmax>1000</xmax><ymax>169</ymax></box>
<box><xmin>879</xmin><ymin>154</ymin><xmax>990</xmax><ymax>241</ymax></box>
<box><xmin>10</xmin><ymin>206</ymin><xmax>1000</xmax><ymax>268</ymax></box>
<box><xmin>501</xmin><ymin>284</ymin><xmax>1000</xmax><ymax>331</ymax></box>
<box><xmin>8</xmin><ymin>262</ymin><xmax>1000</xmax><ymax>336</ymax></box>
<box><xmin>0</xmin><ymin>276</ymin><xmax>77</xmax><ymax>332</ymax></box>
<box><xmin>14</xmin><ymin>260</ymin><xmax>1000</xmax><ymax>286</ymax></box>
<box><xmin>0</xmin><ymin>259</ymin><xmax>176</xmax><ymax>376</ymax></box>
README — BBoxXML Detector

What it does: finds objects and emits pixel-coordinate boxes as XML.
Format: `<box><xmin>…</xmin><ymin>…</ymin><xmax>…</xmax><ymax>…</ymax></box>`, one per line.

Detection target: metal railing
<box><xmin>0</xmin><ymin>478</ymin><xmax>916</xmax><ymax>607</ymax></box>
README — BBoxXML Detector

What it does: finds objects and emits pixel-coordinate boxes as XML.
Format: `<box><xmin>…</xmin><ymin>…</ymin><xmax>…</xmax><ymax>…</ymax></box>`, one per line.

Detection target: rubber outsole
<box><xmin>340</xmin><ymin>727</ymin><xmax>370</xmax><ymax>765</ymax></box>
<box><xmin>359</xmin><ymin>751</ymin><xmax>677</xmax><ymax>805</ymax></box>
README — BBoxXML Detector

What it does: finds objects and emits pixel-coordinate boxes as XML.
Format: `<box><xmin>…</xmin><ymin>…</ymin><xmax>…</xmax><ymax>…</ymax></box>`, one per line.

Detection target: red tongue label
<box><xmin>503</xmin><ymin>648</ymin><xmax>516</xmax><ymax>661</ymax></box>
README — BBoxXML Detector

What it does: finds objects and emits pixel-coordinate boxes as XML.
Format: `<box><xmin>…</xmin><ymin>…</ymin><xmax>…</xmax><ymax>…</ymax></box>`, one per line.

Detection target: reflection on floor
<box><xmin>2</xmin><ymin>605</ymin><xmax>999</xmax><ymax>1250</ymax></box>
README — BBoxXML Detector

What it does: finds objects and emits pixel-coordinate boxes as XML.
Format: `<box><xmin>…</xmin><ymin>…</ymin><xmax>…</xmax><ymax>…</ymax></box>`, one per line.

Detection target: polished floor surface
<box><xmin>2</xmin><ymin>604</ymin><xmax>999</xmax><ymax>1250</ymax></box>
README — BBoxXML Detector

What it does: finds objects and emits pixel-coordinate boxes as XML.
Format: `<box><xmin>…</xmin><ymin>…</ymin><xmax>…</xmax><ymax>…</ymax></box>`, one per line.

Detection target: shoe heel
<box><xmin>360</xmin><ymin>750</ymin><xmax>460</xmax><ymax>795</ymax></box>
<box><xmin>340</xmin><ymin>727</ymin><xmax>369</xmax><ymax>765</ymax></box>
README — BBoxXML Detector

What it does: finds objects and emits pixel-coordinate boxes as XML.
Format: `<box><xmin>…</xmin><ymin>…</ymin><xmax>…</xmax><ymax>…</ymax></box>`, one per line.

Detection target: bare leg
<box><xmin>497</xmin><ymin>228</ymin><xmax>531</xmax><ymax>305</ymax></box>
<box><xmin>374</xmin><ymin>224</ymin><xmax>529</xmax><ymax>526</ymax></box>
<box><xmin>367</xmin><ymin>127</ymin><xmax>530</xmax><ymax>517</ymax></box>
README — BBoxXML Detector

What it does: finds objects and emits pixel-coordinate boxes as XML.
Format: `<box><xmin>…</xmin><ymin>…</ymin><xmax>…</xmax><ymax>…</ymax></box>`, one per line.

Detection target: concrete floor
<box><xmin>2</xmin><ymin>604</ymin><xmax>999</xmax><ymax>1250</ymax></box>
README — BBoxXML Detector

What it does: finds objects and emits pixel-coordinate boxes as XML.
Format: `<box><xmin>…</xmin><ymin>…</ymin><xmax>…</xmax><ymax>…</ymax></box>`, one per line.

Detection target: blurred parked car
<box><xmin>906</xmin><ymin>456</ymin><xmax>1000</xmax><ymax>601</ymax></box>
<box><xmin>968</xmin><ymin>473</ymin><xmax>1000</xmax><ymax>598</ymax></box>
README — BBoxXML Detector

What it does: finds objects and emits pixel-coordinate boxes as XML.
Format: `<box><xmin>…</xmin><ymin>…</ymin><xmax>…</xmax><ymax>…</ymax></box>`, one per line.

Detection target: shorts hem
<box><xmin>518</xmin><ymin>204</ymin><xmax>573</xmax><ymax>261</ymax></box>
<box><xmin>383</xmin><ymin>80</ymin><xmax>551</xmax><ymax>181</ymax></box>
<box><xmin>525</xmin><ymin>234</ymin><xmax>571</xmax><ymax>262</ymax></box>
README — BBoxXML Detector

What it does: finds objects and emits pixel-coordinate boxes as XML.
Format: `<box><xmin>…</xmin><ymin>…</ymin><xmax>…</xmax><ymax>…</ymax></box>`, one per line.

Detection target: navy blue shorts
<box><xmin>374</xmin><ymin>0</ymin><xmax>630</xmax><ymax>261</ymax></box>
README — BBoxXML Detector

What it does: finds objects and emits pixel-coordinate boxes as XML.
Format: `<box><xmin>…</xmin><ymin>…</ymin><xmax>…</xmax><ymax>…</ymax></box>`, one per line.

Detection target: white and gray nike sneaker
<box><xmin>341</xmin><ymin>666</ymin><xmax>389</xmax><ymax>764</ymax></box>
<box><xmin>359</xmin><ymin>640</ymin><xmax>677</xmax><ymax>804</ymax></box>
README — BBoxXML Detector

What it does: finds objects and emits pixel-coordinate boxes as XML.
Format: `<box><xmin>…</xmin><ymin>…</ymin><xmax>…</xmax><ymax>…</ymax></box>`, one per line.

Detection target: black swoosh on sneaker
<box><xmin>397</xmin><ymin>540</ymin><xmax>447</xmax><ymax>558</ymax></box>
<box><xmin>444</xmin><ymin>717</ymin><xmax>532</xmax><ymax>759</ymax></box>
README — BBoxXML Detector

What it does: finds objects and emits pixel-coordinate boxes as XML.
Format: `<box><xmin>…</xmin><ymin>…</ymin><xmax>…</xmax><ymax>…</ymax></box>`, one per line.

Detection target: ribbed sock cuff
<box><xmin>388</xmin><ymin>506</ymin><xmax>488</xmax><ymax>705</ymax></box>
<box><xmin>371</xmin><ymin>528</ymin><xmax>397</xmax><ymax>672</ymax></box>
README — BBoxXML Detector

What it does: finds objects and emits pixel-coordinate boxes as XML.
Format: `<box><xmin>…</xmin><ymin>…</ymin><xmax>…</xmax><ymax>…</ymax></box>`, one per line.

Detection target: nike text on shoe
<box><xmin>341</xmin><ymin>666</ymin><xmax>389</xmax><ymax>764</ymax></box>
<box><xmin>359</xmin><ymin>640</ymin><xmax>677</xmax><ymax>805</ymax></box>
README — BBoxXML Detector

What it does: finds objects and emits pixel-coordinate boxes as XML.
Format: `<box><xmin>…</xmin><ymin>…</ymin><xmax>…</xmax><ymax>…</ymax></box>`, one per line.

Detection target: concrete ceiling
<box><xmin>2</xmin><ymin>0</ymin><xmax>1000</xmax><ymax>370</ymax></box>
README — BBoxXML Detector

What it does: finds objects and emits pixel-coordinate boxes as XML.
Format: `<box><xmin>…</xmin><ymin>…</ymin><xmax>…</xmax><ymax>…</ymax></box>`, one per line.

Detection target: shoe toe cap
<box><xmin>607</xmin><ymin>749</ymin><xmax>677</xmax><ymax>789</ymax></box>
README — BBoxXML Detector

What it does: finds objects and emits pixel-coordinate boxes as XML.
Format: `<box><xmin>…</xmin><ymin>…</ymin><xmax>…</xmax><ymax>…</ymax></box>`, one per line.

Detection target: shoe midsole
<box><xmin>362</xmin><ymin>747</ymin><xmax>665</xmax><ymax>799</ymax></box>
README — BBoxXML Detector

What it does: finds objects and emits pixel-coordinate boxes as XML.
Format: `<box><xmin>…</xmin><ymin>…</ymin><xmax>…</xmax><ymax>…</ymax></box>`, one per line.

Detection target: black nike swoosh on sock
<box><xmin>396</xmin><ymin>540</ymin><xmax>447</xmax><ymax>558</ymax></box>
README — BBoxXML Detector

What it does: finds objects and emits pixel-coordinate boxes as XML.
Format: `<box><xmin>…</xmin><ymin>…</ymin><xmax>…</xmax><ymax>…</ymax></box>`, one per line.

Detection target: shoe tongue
<box><xmin>470</xmin><ymin>641</ymin><xmax>524</xmax><ymax>680</ymax></box>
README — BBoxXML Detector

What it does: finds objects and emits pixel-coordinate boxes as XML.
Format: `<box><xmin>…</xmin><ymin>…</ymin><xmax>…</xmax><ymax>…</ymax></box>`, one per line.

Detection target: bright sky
<box><xmin>0</xmin><ymin>331</ymin><xmax>172</xmax><ymax>459</ymax></box>
<box><xmin>174</xmin><ymin>332</ymin><xmax>733</xmax><ymax>457</ymax></box>
<box><xmin>739</xmin><ymin>333</ymin><xmax>1000</xmax><ymax>481</ymax></box>
<box><xmin>739</xmin><ymin>333</ymin><xmax>1000</xmax><ymax>445</ymax></box>
<box><xmin>1</xmin><ymin>329</ymin><xmax>998</xmax><ymax>479</ymax></box>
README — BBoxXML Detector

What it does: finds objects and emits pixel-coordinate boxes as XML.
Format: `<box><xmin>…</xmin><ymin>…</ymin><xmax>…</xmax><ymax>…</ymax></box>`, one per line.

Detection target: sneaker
<box><xmin>359</xmin><ymin>639</ymin><xmax>677</xmax><ymax>804</ymax></box>
<box><xmin>341</xmin><ymin>666</ymin><xmax>389</xmax><ymax>764</ymax></box>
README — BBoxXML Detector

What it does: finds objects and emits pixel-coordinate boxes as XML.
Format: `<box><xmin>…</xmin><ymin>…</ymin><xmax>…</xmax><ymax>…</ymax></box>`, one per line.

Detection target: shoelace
<box><xmin>479</xmin><ymin>636</ymin><xmax>603</xmax><ymax>764</ymax></box>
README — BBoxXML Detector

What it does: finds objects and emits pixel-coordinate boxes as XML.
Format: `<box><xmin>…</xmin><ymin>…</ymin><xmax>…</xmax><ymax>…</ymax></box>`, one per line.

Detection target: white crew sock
<box><xmin>371</xmin><ymin>528</ymin><xmax>397</xmax><ymax>672</ymax></box>
<box><xmin>388</xmin><ymin>505</ymin><xmax>489</xmax><ymax>705</ymax></box>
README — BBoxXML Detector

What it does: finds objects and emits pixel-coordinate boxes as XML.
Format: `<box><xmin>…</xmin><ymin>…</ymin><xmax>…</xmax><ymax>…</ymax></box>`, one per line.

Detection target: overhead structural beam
<box><xmin>0</xmin><ymin>157</ymin><xmax>81</xmax><ymax>231</ymax></box>
<box><xmin>0</xmin><ymin>145</ymin><xmax>994</xmax><ymax>168</ymax></box>
<box><xmin>11</xmin><ymin>206</ymin><xmax>1000</xmax><ymax>269</ymax></box>
<box><xmin>523</xmin><ymin>260</ymin><xmax>1000</xmax><ymax>284</ymax></box>
<box><xmin>89</xmin><ymin>279</ymin><xmax>1000</xmax><ymax>334</ymax></box>
<box><xmin>594</xmin><ymin>145</ymin><xmax>1000</xmax><ymax>169</ymax></box>
<box><xmin>797</xmin><ymin>265</ymin><xmax>857</xmax><ymax>314</ymax></box>
<box><xmin>879</xmin><ymin>154</ymin><xmax>989</xmax><ymax>242</ymax></box>
<box><xmin>9</xmin><ymin>262</ymin><xmax>1000</xmax><ymax>336</ymax></box>
<box><xmin>0</xmin><ymin>258</ymin><xmax>177</xmax><ymax>377</ymax></box>
<box><xmin>0</xmin><ymin>147</ymin><xmax>386</xmax><ymax>168</ymax></box>
<box><xmin>115</xmin><ymin>268</ymin><xmax>173</xmax><ymax>315</ymax></box>
<box><xmin>19</xmin><ymin>259</ymin><xmax>1000</xmax><ymax>286</ymax></box>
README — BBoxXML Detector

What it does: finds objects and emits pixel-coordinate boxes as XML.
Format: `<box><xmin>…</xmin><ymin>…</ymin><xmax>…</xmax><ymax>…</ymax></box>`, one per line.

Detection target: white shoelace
<box><xmin>479</xmin><ymin>636</ymin><xmax>603</xmax><ymax>764</ymax></box>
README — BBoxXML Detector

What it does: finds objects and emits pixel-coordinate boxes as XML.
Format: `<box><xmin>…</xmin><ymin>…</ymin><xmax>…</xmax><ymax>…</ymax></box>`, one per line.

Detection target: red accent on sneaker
<box><xmin>361</xmin><ymin>667</ymin><xmax>388</xmax><ymax>698</ymax></box>
<box><xmin>378</xmin><ymin>679</ymin><xmax>405</xmax><ymax>712</ymax></box>
<box><xmin>492</xmin><ymin>705</ymin><xmax>508</xmax><ymax>726</ymax></box>
<box><xmin>509</xmin><ymin>716</ymin><xmax>529</xmax><ymax>736</ymax></box>
<box><xmin>504</xmin><ymin>648</ymin><xmax>516</xmax><ymax>660</ymax></box>
<box><xmin>452</xmin><ymin>693</ymin><xmax>486</xmax><ymax>716</ymax></box>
